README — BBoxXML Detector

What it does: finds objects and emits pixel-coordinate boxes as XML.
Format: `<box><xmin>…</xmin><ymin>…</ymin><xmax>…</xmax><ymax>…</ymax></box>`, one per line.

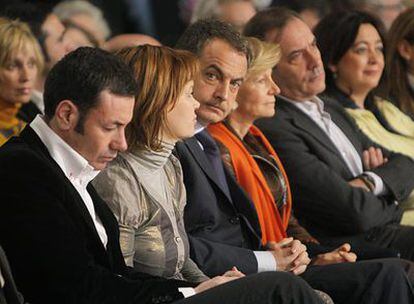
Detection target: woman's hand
<box><xmin>194</xmin><ymin>267</ymin><xmax>245</xmax><ymax>294</ymax></box>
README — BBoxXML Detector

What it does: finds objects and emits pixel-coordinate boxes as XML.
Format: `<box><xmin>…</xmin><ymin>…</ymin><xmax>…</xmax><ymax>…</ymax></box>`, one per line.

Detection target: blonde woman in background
<box><xmin>0</xmin><ymin>18</ymin><xmax>44</xmax><ymax>146</ymax></box>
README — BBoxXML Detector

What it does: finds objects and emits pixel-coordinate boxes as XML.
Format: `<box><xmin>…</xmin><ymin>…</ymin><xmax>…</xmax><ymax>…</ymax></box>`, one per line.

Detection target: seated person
<box><xmin>0</xmin><ymin>46</ymin><xmax>322</xmax><ymax>304</ymax></box>
<box><xmin>0</xmin><ymin>18</ymin><xmax>43</xmax><ymax>146</ymax></box>
<box><xmin>245</xmin><ymin>8</ymin><xmax>414</xmax><ymax>260</ymax></box>
<box><xmin>3</xmin><ymin>2</ymin><xmax>71</xmax><ymax>122</ymax></box>
<box><xmin>315</xmin><ymin>10</ymin><xmax>414</xmax><ymax>159</ymax></box>
<box><xmin>209</xmin><ymin>37</ymin><xmax>357</xmax><ymax>265</ymax></box>
<box><xmin>94</xmin><ymin>45</ymin><xmax>241</xmax><ymax>283</ymax></box>
<box><xmin>175</xmin><ymin>18</ymin><xmax>414</xmax><ymax>304</ymax></box>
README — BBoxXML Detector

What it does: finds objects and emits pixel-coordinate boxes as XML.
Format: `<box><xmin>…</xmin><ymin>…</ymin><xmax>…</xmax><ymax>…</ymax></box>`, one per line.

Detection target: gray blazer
<box><xmin>256</xmin><ymin>97</ymin><xmax>414</xmax><ymax>237</ymax></box>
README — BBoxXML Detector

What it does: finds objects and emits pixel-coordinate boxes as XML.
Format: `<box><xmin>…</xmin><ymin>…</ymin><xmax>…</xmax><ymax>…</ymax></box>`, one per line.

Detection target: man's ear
<box><xmin>53</xmin><ymin>100</ymin><xmax>79</xmax><ymax>131</ymax></box>
<box><xmin>397</xmin><ymin>39</ymin><xmax>413</xmax><ymax>62</ymax></box>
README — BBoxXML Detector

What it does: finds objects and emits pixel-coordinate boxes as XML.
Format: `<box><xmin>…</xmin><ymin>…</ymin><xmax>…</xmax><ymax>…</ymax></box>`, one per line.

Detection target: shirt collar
<box><xmin>281</xmin><ymin>95</ymin><xmax>325</xmax><ymax>114</ymax></box>
<box><xmin>30</xmin><ymin>115</ymin><xmax>99</xmax><ymax>184</ymax></box>
<box><xmin>195</xmin><ymin>121</ymin><xmax>206</xmax><ymax>134</ymax></box>
<box><xmin>30</xmin><ymin>90</ymin><xmax>44</xmax><ymax>114</ymax></box>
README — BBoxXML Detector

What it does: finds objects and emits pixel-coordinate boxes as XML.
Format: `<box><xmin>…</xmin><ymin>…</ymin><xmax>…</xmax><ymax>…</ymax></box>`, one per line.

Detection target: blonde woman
<box><xmin>0</xmin><ymin>18</ymin><xmax>43</xmax><ymax>146</ymax></box>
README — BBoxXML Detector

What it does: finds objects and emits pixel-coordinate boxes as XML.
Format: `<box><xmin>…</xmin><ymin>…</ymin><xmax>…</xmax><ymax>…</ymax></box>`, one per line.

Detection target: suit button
<box><xmin>229</xmin><ymin>217</ymin><xmax>240</xmax><ymax>225</ymax></box>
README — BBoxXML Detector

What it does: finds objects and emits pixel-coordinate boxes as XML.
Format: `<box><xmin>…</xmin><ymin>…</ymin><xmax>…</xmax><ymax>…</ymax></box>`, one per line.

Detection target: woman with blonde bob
<box><xmin>94</xmin><ymin>45</ymin><xmax>243</xmax><ymax>291</ymax></box>
<box><xmin>0</xmin><ymin>18</ymin><xmax>44</xmax><ymax>146</ymax></box>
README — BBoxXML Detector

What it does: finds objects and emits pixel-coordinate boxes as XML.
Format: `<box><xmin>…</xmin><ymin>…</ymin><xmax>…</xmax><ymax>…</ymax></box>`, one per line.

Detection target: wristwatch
<box><xmin>360</xmin><ymin>174</ymin><xmax>375</xmax><ymax>192</ymax></box>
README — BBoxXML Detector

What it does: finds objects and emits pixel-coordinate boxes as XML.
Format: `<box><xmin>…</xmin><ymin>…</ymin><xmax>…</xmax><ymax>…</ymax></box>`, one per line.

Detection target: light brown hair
<box><xmin>383</xmin><ymin>7</ymin><xmax>414</xmax><ymax>115</ymax></box>
<box><xmin>116</xmin><ymin>45</ymin><xmax>198</xmax><ymax>151</ymax></box>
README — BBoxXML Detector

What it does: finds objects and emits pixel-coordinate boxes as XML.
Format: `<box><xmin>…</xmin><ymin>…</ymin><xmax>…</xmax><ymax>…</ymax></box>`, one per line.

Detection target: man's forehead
<box><xmin>279</xmin><ymin>18</ymin><xmax>314</xmax><ymax>54</ymax></box>
<box><xmin>93</xmin><ymin>91</ymin><xmax>134</xmax><ymax>120</ymax></box>
<box><xmin>199</xmin><ymin>38</ymin><xmax>248</xmax><ymax>77</ymax></box>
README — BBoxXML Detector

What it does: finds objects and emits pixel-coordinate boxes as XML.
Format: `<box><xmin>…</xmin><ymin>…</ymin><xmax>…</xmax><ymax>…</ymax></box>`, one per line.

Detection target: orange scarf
<box><xmin>0</xmin><ymin>100</ymin><xmax>25</xmax><ymax>146</ymax></box>
<box><xmin>208</xmin><ymin>123</ymin><xmax>291</xmax><ymax>245</ymax></box>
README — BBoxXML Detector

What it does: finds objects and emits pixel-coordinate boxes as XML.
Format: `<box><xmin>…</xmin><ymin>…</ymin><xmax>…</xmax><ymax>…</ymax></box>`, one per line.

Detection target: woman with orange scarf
<box><xmin>208</xmin><ymin>37</ymin><xmax>357</xmax><ymax>266</ymax></box>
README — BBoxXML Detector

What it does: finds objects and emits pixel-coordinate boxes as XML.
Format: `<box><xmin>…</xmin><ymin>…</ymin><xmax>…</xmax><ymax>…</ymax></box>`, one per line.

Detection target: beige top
<box><xmin>93</xmin><ymin>142</ymin><xmax>208</xmax><ymax>283</ymax></box>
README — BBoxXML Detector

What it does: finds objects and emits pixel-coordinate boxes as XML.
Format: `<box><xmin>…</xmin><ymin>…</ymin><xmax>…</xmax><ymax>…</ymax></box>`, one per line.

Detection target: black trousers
<box><xmin>320</xmin><ymin>224</ymin><xmax>414</xmax><ymax>261</ymax></box>
<box><xmin>301</xmin><ymin>258</ymin><xmax>414</xmax><ymax>304</ymax></box>
<box><xmin>175</xmin><ymin>272</ymin><xmax>323</xmax><ymax>304</ymax></box>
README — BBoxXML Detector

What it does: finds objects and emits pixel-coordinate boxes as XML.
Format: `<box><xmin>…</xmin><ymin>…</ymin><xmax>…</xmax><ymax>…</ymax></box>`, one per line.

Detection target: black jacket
<box><xmin>175</xmin><ymin>136</ymin><xmax>262</xmax><ymax>277</ymax></box>
<box><xmin>0</xmin><ymin>127</ymin><xmax>193</xmax><ymax>304</ymax></box>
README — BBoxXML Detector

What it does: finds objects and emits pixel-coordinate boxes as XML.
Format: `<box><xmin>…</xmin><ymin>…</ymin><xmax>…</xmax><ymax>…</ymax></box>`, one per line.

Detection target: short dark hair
<box><xmin>244</xmin><ymin>7</ymin><xmax>300</xmax><ymax>43</ymax></box>
<box><xmin>44</xmin><ymin>47</ymin><xmax>137</xmax><ymax>132</ymax></box>
<box><xmin>314</xmin><ymin>10</ymin><xmax>385</xmax><ymax>90</ymax></box>
<box><xmin>175</xmin><ymin>18</ymin><xmax>251</xmax><ymax>66</ymax></box>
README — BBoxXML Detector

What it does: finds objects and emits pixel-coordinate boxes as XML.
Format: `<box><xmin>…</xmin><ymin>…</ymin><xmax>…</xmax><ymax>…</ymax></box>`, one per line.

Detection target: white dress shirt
<box><xmin>285</xmin><ymin>96</ymin><xmax>386</xmax><ymax>195</ymax></box>
<box><xmin>30</xmin><ymin>115</ymin><xmax>108</xmax><ymax>248</ymax></box>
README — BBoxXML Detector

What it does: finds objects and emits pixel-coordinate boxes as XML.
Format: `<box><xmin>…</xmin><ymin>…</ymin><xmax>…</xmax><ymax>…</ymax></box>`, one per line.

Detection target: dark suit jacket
<box><xmin>0</xmin><ymin>127</ymin><xmax>193</xmax><ymax>304</ymax></box>
<box><xmin>256</xmin><ymin>97</ymin><xmax>414</xmax><ymax>238</ymax></box>
<box><xmin>175</xmin><ymin>136</ymin><xmax>262</xmax><ymax>277</ymax></box>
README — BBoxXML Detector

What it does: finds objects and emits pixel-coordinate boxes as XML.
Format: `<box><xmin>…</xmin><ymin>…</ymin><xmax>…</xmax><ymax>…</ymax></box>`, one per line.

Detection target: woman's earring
<box><xmin>332</xmin><ymin>72</ymin><xmax>338</xmax><ymax>79</ymax></box>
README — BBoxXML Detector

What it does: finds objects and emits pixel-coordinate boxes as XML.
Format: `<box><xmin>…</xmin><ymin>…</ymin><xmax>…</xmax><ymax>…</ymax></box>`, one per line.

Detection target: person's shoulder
<box><xmin>0</xmin><ymin>135</ymin><xmax>44</xmax><ymax>168</ymax></box>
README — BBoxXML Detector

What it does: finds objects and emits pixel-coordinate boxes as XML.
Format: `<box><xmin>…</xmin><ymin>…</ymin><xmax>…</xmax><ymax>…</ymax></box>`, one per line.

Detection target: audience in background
<box><xmin>62</xmin><ymin>20</ymin><xmax>99</xmax><ymax>52</ymax></box>
<box><xmin>2</xmin><ymin>2</ymin><xmax>70</xmax><ymax>121</ymax></box>
<box><xmin>191</xmin><ymin>0</ymin><xmax>256</xmax><ymax>32</ymax></box>
<box><xmin>246</xmin><ymin>7</ymin><xmax>414</xmax><ymax>260</ymax></box>
<box><xmin>53</xmin><ymin>0</ymin><xmax>110</xmax><ymax>46</ymax></box>
<box><xmin>351</xmin><ymin>0</ymin><xmax>406</xmax><ymax>30</ymax></box>
<box><xmin>271</xmin><ymin>0</ymin><xmax>330</xmax><ymax>29</ymax></box>
<box><xmin>0</xmin><ymin>18</ymin><xmax>43</xmax><ymax>146</ymax></box>
<box><xmin>103</xmin><ymin>34</ymin><xmax>161</xmax><ymax>53</ymax></box>
<box><xmin>383</xmin><ymin>7</ymin><xmax>414</xmax><ymax>119</ymax></box>
<box><xmin>316</xmin><ymin>11</ymin><xmax>414</xmax><ymax>158</ymax></box>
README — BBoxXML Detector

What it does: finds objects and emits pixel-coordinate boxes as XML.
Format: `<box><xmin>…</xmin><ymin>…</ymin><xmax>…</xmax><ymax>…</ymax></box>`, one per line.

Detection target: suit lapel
<box><xmin>279</xmin><ymin>99</ymin><xmax>355</xmax><ymax>171</ymax></box>
<box><xmin>280</xmin><ymin>100</ymin><xmax>342</xmax><ymax>156</ymax></box>
<box><xmin>184</xmin><ymin>137</ymin><xmax>233</xmax><ymax>202</ymax></box>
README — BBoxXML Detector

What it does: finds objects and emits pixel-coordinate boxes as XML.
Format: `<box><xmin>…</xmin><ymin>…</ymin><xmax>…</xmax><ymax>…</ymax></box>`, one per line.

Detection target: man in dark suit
<box><xmin>0</xmin><ymin>46</ymin><xmax>325</xmax><ymax>304</ymax></box>
<box><xmin>174</xmin><ymin>18</ymin><xmax>414</xmax><ymax>304</ymax></box>
<box><xmin>245</xmin><ymin>8</ymin><xmax>414</xmax><ymax>260</ymax></box>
